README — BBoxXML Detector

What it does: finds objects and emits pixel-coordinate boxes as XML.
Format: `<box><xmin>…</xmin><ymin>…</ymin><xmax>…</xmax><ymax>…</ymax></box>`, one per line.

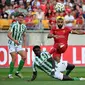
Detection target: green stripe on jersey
<box><xmin>8</xmin><ymin>21</ymin><xmax>26</xmax><ymax>46</ymax></box>
<box><xmin>33</xmin><ymin>51</ymin><xmax>53</xmax><ymax>75</ymax></box>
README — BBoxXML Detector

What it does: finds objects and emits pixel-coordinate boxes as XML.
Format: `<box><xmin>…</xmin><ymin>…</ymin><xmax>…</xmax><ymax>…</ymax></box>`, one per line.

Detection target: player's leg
<box><xmin>8</xmin><ymin>52</ymin><xmax>17</xmax><ymax>78</ymax></box>
<box><xmin>8</xmin><ymin>44</ymin><xmax>16</xmax><ymax>78</ymax></box>
<box><xmin>56</xmin><ymin>60</ymin><xmax>75</xmax><ymax>75</ymax></box>
<box><xmin>49</xmin><ymin>47</ymin><xmax>56</xmax><ymax>54</ymax></box>
<box><xmin>55</xmin><ymin>56</ymin><xmax>61</xmax><ymax>63</ymax></box>
<box><xmin>57</xmin><ymin>61</ymin><xmax>68</xmax><ymax>72</ymax></box>
<box><xmin>54</xmin><ymin>71</ymin><xmax>84</xmax><ymax>81</ymax></box>
<box><xmin>15</xmin><ymin>46</ymin><xmax>26</xmax><ymax>78</ymax></box>
<box><xmin>53</xmin><ymin>70</ymin><xmax>73</xmax><ymax>80</ymax></box>
<box><xmin>53</xmin><ymin>52</ymin><xmax>61</xmax><ymax>63</ymax></box>
<box><xmin>55</xmin><ymin>43</ymin><xmax>67</xmax><ymax>63</ymax></box>
<box><xmin>51</xmin><ymin>43</ymin><xmax>61</xmax><ymax>63</ymax></box>
<box><xmin>57</xmin><ymin>43</ymin><xmax>67</xmax><ymax>54</ymax></box>
<box><xmin>16</xmin><ymin>50</ymin><xmax>26</xmax><ymax>73</ymax></box>
<box><xmin>49</xmin><ymin>43</ymin><xmax>59</xmax><ymax>55</ymax></box>
<box><xmin>66</xmin><ymin>63</ymin><xmax>75</xmax><ymax>76</ymax></box>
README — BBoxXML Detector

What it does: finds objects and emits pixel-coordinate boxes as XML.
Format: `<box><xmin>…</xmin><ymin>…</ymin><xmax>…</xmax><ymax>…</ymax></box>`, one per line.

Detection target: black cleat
<box><xmin>15</xmin><ymin>73</ymin><xmax>23</xmax><ymax>78</ymax></box>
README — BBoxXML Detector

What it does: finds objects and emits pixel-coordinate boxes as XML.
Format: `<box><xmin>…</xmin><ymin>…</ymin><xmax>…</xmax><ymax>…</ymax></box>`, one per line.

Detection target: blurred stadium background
<box><xmin>0</xmin><ymin>0</ymin><xmax>85</xmax><ymax>85</ymax></box>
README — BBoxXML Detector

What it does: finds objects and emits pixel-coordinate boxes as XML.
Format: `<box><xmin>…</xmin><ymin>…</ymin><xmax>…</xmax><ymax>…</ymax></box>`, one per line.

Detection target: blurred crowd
<box><xmin>0</xmin><ymin>0</ymin><xmax>85</xmax><ymax>30</ymax></box>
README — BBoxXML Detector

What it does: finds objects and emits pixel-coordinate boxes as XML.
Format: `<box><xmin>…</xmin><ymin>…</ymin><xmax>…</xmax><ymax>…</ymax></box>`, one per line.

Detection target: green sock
<box><xmin>9</xmin><ymin>62</ymin><xmax>14</xmax><ymax>74</ymax></box>
<box><xmin>73</xmin><ymin>77</ymin><xmax>80</xmax><ymax>81</ymax></box>
<box><xmin>16</xmin><ymin>60</ymin><xmax>25</xmax><ymax>73</ymax></box>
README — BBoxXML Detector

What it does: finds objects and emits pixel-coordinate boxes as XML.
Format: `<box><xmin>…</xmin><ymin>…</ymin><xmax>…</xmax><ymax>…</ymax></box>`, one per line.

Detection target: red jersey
<box><xmin>50</xmin><ymin>26</ymin><xmax>71</xmax><ymax>44</ymax></box>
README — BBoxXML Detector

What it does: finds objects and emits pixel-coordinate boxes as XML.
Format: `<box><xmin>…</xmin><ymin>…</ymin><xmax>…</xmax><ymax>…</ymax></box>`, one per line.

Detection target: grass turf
<box><xmin>0</xmin><ymin>67</ymin><xmax>85</xmax><ymax>85</ymax></box>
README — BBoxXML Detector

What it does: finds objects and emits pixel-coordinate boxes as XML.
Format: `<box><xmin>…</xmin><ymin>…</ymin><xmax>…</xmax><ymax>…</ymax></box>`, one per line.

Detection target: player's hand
<box><xmin>51</xmin><ymin>69</ymin><xmax>55</xmax><ymax>75</ymax></box>
<box><xmin>14</xmin><ymin>40</ymin><xmax>19</xmax><ymax>45</ymax></box>
<box><xmin>54</xmin><ymin>35</ymin><xmax>59</xmax><ymax>38</ymax></box>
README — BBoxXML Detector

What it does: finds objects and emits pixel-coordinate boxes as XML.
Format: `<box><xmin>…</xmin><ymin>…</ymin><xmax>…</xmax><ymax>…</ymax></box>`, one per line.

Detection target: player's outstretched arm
<box><xmin>47</xmin><ymin>57</ymin><xmax>55</xmax><ymax>75</ymax></box>
<box><xmin>47</xmin><ymin>57</ymin><xmax>55</xmax><ymax>69</ymax></box>
<box><xmin>47</xmin><ymin>33</ymin><xmax>64</xmax><ymax>39</ymax></box>
<box><xmin>47</xmin><ymin>33</ymin><xmax>60</xmax><ymax>39</ymax></box>
<box><xmin>28</xmin><ymin>71</ymin><xmax>37</xmax><ymax>81</ymax></box>
<box><xmin>71</xmin><ymin>30</ymin><xmax>85</xmax><ymax>35</ymax></box>
<box><xmin>47</xmin><ymin>33</ymin><xmax>55</xmax><ymax>38</ymax></box>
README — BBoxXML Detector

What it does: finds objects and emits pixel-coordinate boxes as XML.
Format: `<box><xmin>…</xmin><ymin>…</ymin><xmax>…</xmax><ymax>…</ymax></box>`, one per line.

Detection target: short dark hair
<box><xmin>17</xmin><ymin>13</ymin><xmax>24</xmax><ymax>17</ymax></box>
<box><xmin>33</xmin><ymin>45</ymin><xmax>40</xmax><ymax>52</ymax></box>
<box><xmin>57</xmin><ymin>18</ymin><xmax>64</xmax><ymax>21</ymax></box>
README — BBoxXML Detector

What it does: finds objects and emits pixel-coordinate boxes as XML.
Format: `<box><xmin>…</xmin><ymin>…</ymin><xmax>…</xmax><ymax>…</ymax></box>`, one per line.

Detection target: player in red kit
<box><xmin>48</xmin><ymin>16</ymin><xmax>85</xmax><ymax>62</ymax></box>
<box><xmin>47</xmin><ymin>16</ymin><xmax>85</xmax><ymax>75</ymax></box>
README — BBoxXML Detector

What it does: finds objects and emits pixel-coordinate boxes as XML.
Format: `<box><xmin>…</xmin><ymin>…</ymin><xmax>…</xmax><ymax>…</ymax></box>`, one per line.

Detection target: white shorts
<box><xmin>53</xmin><ymin>70</ymin><xmax>63</xmax><ymax>80</ymax></box>
<box><xmin>53</xmin><ymin>61</ymin><xmax>68</xmax><ymax>80</ymax></box>
<box><xmin>55</xmin><ymin>61</ymin><xmax>68</xmax><ymax>72</ymax></box>
<box><xmin>8</xmin><ymin>44</ymin><xmax>24</xmax><ymax>53</ymax></box>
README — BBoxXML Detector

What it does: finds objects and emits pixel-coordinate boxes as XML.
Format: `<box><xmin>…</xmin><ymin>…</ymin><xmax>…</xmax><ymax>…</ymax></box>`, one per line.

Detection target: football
<box><xmin>55</xmin><ymin>3</ymin><xmax>65</xmax><ymax>12</ymax></box>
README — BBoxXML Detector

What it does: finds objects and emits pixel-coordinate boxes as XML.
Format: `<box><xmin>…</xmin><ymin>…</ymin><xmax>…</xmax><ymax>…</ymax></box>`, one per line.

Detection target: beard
<box><xmin>57</xmin><ymin>25</ymin><xmax>63</xmax><ymax>29</ymax></box>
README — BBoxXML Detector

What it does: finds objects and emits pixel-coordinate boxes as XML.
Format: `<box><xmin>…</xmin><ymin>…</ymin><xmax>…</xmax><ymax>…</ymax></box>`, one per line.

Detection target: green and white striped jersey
<box><xmin>32</xmin><ymin>51</ymin><xmax>58</xmax><ymax>76</ymax></box>
<box><xmin>8</xmin><ymin>21</ymin><xmax>27</xmax><ymax>46</ymax></box>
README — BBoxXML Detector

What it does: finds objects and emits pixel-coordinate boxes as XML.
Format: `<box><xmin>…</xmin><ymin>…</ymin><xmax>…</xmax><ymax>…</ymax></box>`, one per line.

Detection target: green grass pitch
<box><xmin>0</xmin><ymin>67</ymin><xmax>85</xmax><ymax>85</ymax></box>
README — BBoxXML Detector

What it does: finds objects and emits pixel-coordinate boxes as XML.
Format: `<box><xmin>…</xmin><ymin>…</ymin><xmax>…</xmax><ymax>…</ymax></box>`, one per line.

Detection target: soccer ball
<box><xmin>55</xmin><ymin>3</ymin><xmax>65</xmax><ymax>12</ymax></box>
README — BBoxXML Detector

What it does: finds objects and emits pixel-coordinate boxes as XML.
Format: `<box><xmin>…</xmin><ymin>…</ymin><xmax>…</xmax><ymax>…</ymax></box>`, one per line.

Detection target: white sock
<box><xmin>8</xmin><ymin>74</ymin><xmax>12</xmax><ymax>76</ymax></box>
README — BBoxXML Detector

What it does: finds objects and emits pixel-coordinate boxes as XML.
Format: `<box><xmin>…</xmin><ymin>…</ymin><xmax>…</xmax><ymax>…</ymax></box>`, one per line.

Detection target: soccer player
<box><xmin>47</xmin><ymin>16</ymin><xmax>85</xmax><ymax>63</ymax></box>
<box><xmin>28</xmin><ymin>45</ymin><xmax>85</xmax><ymax>81</ymax></box>
<box><xmin>7</xmin><ymin>13</ymin><xmax>27</xmax><ymax>78</ymax></box>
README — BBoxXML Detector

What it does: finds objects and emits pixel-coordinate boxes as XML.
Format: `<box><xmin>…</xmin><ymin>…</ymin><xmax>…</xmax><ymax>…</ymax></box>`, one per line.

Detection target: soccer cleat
<box><xmin>15</xmin><ymin>73</ymin><xmax>23</xmax><ymax>78</ymax></box>
<box><xmin>8</xmin><ymin>74</ymin><xmax>14</xmax><ymax>79</ymax></box>
<box><xmin>79</xmin><ymin>77</ymin><xmax>85</xmax><ymax>80</ymax></box>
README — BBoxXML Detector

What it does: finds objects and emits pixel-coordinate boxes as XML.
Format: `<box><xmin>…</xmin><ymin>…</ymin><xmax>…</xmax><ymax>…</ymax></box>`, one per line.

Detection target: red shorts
<box><xmin>49</xmin><ymin>43</ymin><xmax>68</xmax><ymax>59</ymax></box>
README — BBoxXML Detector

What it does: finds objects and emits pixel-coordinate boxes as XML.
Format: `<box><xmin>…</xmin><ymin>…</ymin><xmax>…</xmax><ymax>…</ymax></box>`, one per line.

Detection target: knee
<box><xmin>69</xmin><ymin>64</ymin><xmax>75</xmax><ymax>70</ymax></box>
<box><xmin>66</xmin><ymin>63</ymin><xmax>75</xmax><ymax>70</ymax></box>
<box><xmin>22</xmin><ymin>57</ymin><xmax>26</xmax><ymax>61</ymax></box>
<box><xmin>12</xmin><ymin>57</ymin><xmax>16</xmax><ymax>63</ymax></box>
<box><xmin>72</xmin><ymin>64</ymin><xmax>75</xmax><ymax>70</ymax></box>
<box><xmin>20</xmin><ymin>53</ymin><xmax>26</xmax><ymax>61</ymax></box>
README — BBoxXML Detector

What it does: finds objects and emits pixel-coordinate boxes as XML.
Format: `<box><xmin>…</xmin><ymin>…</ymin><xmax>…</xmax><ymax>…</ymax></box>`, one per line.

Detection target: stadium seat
<box><xmin>0</xmin><ymin>19</ymin><xmax>12</xmax><ymax>30</ymax></box>
<box><xmin>42</xmin><ymin>20</ymin><xmax>50</xmax><ymax>30</ymax></box>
